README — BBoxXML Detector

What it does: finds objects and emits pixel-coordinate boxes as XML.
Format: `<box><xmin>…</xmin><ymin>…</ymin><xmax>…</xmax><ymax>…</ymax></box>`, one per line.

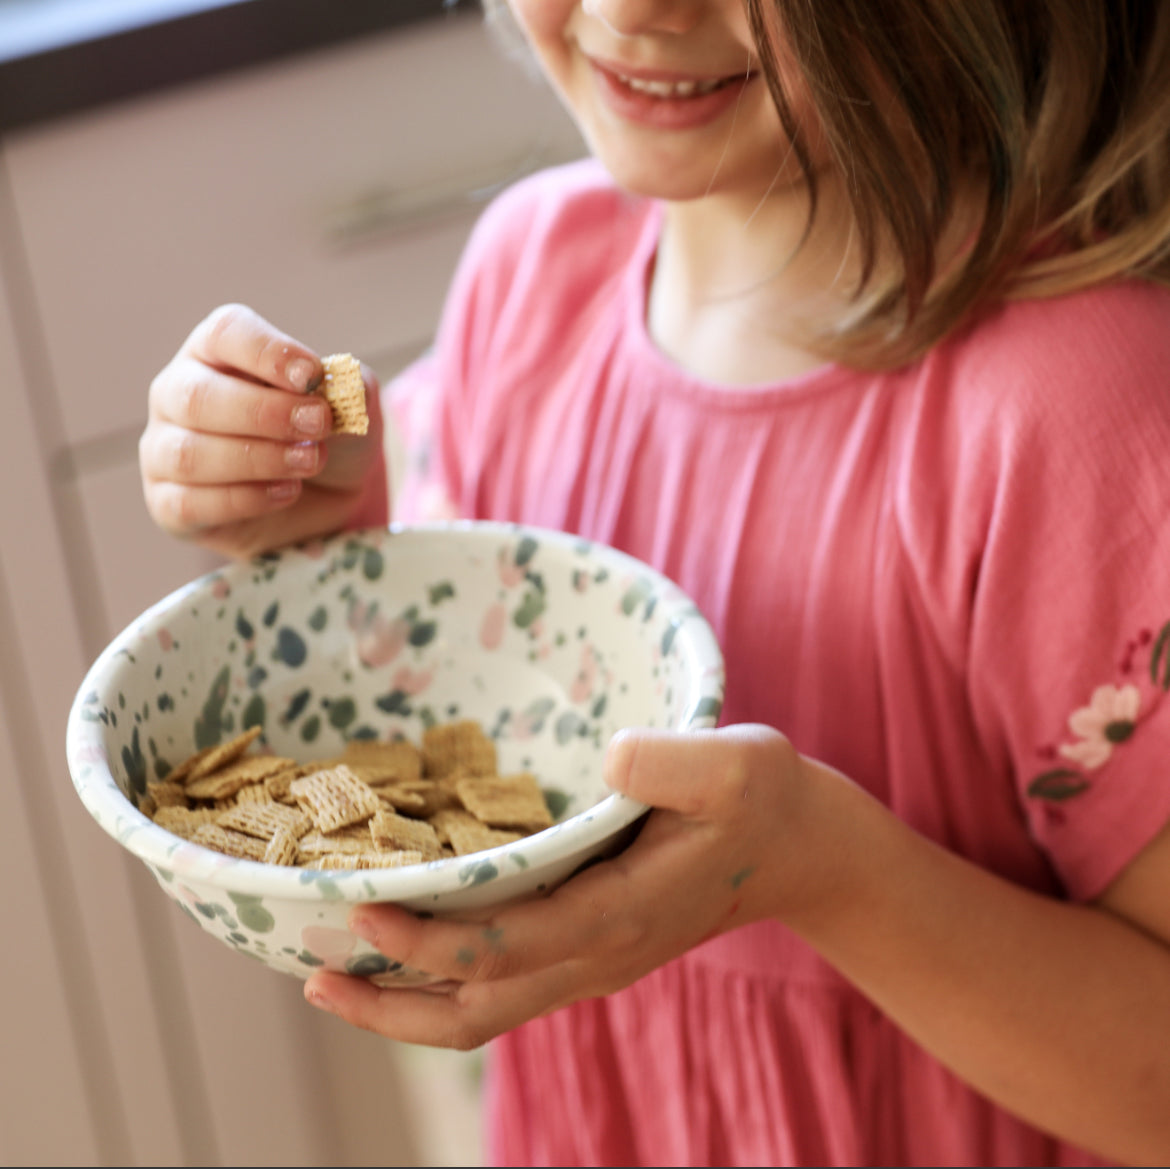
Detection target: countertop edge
<box><xmin>0</xmin><ymin>0</ymin><xmax>473</xmax><ymax>137</ymax></box>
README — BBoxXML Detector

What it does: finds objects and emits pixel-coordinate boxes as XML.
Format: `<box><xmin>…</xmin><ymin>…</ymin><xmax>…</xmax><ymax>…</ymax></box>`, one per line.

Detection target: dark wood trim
<box><xmin>0</xmin><ymin>0</ymin><xmax>474</xmax><ymax>135</ymax></box>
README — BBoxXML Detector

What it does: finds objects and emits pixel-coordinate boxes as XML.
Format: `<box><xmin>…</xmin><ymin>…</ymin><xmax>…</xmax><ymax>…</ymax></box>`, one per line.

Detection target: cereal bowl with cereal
<box><xmin>66</xmin><ymin>522</ymin><xmax>725</xmax><ymax>985</ymax></box>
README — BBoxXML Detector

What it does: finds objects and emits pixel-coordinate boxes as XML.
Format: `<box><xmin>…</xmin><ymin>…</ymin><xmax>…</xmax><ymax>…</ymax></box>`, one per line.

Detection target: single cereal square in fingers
<box><xmin>422</xmin><ymin>720</ymin><xmax>497</xmax><ymax>779</ymax></box>
<box><xmin>369</xmin><ymin>808</ymin><xmax>443</xmax><ymax>860</ymax></box>
<box><xmin>455</xmin><ymin>773</ymin><xmax>554</xmax><ymax>834</ymax></box>
<box><xmin>290</xmin><ymin>764</ymin><xmax>382</xmax><ymax>833</ymax></box>
<box><xmin>320</xmin><ymin>353</ymin><xmax>369</xmax><ymax>436</ymax></box>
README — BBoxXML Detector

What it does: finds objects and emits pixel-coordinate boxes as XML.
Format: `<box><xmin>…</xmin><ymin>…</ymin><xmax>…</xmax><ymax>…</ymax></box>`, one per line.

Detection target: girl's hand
<box><xmin>140</xmin><ymin>303</ymin><xmax>387</xmax><ymax>560</ymax></box>
<box><xmin>303</xmin><ymin>724</ymin><xmax>822</xmax><ymax>1050</ymax></box>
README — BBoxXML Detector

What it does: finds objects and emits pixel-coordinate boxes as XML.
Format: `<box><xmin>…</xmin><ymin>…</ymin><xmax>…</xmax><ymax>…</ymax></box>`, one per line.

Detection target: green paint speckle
<box><xmin>228</xmin><ymin>893</ymin><xmax>275</xmax><ymax>933</ymax></box>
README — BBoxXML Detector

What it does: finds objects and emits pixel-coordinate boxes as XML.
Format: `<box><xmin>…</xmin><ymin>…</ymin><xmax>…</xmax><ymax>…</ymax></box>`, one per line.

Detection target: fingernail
<box><xmin>305</xmin><ymin>987</ymin><xmax>337</xmax><ymax>1015</ymax></box>
<box><xmin>268</xmin><ymin>480</ymin><xmax>300</xmax><ymax>502</ymax></box>
<box><xmin>286</xmin><ymin>357</ymin><xmax>321</xmax><ymax>393</ymax></box>
<box><xmin>285</xmin><ymin>441</ymin><xmax>318</xmax><ymax>472</ymax></box>
<box><xmin>292</xmin><ymin>401</ymin><xmax>329</xmax><ymax>437</ymax></box>
<box><xmin>349</xmin><ymin>911</ymin><xmax>376</xmax><ymax>943</ymax></box>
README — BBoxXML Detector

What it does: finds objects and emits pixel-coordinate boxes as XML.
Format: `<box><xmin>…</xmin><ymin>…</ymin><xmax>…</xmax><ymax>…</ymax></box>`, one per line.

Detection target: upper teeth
<box><xmin>618</xmin><ymin>75</ymin><xmax>725</xmax><ymax>98</ymax></box>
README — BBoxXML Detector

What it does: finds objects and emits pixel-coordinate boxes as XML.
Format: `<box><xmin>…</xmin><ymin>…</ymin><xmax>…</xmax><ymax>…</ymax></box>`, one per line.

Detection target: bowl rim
<box><xmin>65</xmin><ymin>520</ymin><xmax>725</xmax><ymax>902</ymax></box>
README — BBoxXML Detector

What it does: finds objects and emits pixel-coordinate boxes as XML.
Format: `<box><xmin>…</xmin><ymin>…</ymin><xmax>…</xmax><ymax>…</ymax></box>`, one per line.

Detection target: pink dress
<box><xmin>389</xmin><ymin>160</ymin><xmax>1170</xmax><ymax>1167</ymax></box>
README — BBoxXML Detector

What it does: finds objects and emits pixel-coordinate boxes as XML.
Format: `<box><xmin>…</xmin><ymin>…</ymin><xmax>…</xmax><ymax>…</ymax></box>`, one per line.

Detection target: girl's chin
<box><xmin>583</xmin><ymin>141</ymin><xmax>731</xmax><ymax>202</ymax></box>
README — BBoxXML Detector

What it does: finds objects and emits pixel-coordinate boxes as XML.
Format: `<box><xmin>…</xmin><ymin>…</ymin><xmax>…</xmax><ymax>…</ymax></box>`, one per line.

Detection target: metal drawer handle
<box><xmin>322</xmin><ymin>143</ymin><xmax>580</xmax><ymax>245</ymax></box>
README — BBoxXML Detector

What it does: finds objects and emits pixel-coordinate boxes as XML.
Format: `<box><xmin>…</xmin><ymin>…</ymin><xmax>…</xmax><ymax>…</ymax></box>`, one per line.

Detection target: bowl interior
<box><xmin>68</xmin><ymin>523</ymin><xmax>724</xmax><ymax>899</ymax></box>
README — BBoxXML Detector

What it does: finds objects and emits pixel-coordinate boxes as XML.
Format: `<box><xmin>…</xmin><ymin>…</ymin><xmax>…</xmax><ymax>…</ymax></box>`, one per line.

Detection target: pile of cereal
<box><xmin>140</xmin><ymin>719</ymin><xmax>554</xmax><ymax>870</ymax></box>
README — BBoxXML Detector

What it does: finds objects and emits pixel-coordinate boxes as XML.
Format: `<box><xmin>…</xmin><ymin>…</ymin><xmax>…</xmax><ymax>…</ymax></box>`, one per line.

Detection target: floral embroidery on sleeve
<box><xmin>1027</xmin><ymin>621</ymin><xmax>1170</xmax><ymax>802</ymax></box>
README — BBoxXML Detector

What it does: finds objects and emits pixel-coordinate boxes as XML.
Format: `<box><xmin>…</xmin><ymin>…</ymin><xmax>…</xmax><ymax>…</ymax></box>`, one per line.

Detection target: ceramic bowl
<box><xmin>66</xmin><ymin>522</ymin><xmax>724</xmax><ymax>985</ymax></box>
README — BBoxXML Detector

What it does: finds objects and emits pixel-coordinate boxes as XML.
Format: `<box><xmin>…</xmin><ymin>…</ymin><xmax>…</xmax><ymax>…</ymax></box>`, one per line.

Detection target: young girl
<box><xmin>139</xmin><ymin>1</ymin><xmax>1170</xmax><ymax>1164</ymax></box>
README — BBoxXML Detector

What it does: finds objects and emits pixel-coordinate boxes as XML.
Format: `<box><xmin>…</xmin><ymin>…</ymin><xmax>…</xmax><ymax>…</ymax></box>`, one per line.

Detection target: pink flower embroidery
<box><xmin>1057</xmin><ymin>683</ymin><xmax>1141</xmax><ymax>770</ymax></box>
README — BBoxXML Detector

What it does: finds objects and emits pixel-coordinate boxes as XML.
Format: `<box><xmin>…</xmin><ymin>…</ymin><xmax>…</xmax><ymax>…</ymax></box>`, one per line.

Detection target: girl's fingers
<box><xmin>182</xmin><ymin>302</ymin><xmax>323</xmax><ymax>393</ymax></box>
<box><xmin>143</xmin><ymin>478</ymin><xmax>305</xmax><ymax>536</ymax></box>
<box><xmin>305</xmin><ymin>961</ymin><xmax>574</xmax><ymax>1051</ymax></box>
<box><xmin>149</xmin><ymin>363</ymin><xmax>332</xmax><ymax>442</ymax></box>
<box><xmin>342</xmin><ymin>862</ymin><xmax>640</xmax><ymax>991</ymax></box>
<box><xmin>151</xmin><ymin>478</ymin><xmax>378</xmax><ymax>556</ymax></box>
<box><xmin>140</xmin><ymin>423</ymin><xmax>324</xmax><ymax>485</ymax></box>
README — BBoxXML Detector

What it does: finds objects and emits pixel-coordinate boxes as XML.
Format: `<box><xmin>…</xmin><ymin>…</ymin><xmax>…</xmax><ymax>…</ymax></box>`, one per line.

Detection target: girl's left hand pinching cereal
<box><xmin>139</xmin><ymin>302</ymin><xmax>388</xmax><ymax>560</ymax></box>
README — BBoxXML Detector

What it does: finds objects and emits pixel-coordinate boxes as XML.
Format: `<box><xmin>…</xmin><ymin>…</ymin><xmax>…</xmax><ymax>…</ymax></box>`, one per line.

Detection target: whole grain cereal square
<box><xmin>421</xmin><ymin>720</ymin><xmax>497</xmax><ymax>779</ymax></box>
<box><xmin>184</xmin><ymin>752</ymin><xmax>291</xmax><ymax>802</ymax></box>
<box><xmin>298</xmin><ymin>824</ymin><xmax>375</xmax><ymax>857</ymax></box>
<box><xmin>230</xmin><ymin>782</ymin><xmax>272</xmax><ymax>806</ymax></box>
<box><xmin>360</xmin><ymin>849</ymin><xmax>425</xmax><ymax>869</ymax></box>
<box><xmin>182</xmin><ymin>725</ymin><xmax>263</xmax><ymax>783</ymax></box>
<box><xmin>369</xmin><ymin>808</ymin><xmax>443</xmax><ymax>860</ymax></box>
<box><xmin>314</xmin><ymin>852</ymin><xmax>364</xmax><ymax>870</ymax></box>
<box><xmin>264</xmin><ymin>828</ymin><xmax>301</xmax><ymax>866</ymax></box>
<box><xmin>265</xmin><ymin>764</ymin><xmax>311</xmax><ymax>804</ymax></box>
<box><xmin>146</xmin><ymin>779</ymin><xmax>187</xmax><ymax>809</ymax></box>
<box><xmin>375</xmin><ymin>785</ymin><xmax>430</xmax><ymax>816</ymax></box>
<box><xmin>191</xmin><ymin>822</ymin><xmax>268</xmax><ymax>862</ymax></box>
<box><xmin>343</xmin><ymin>738</ymin><xmax>423</xmax><ymax>784</ymax></box>
<box><xmin>428</xmin><ymin>808</ymin><xmax>522</xmax><ymax>857</ymax></box>
<box><xmin>218</xmin><ymin>800</ymin><xmax>311</xmax><ymax>842</ymax></box>
<box><xmin>153</xmin><ymin>804</ymin><xmax>219</xmax><ymax>839</ymax></box>
<box><xmin>455</xmin><ymin>773</ymin><xmax>554</xmax><ymax>834</ymax></box>
<box><xmin>319</xmin><ymin>353</ymin><xmax>369</xmax><ymax>436</ymax></box>
<box><xmin>290</xmin><ymin>764</ymin><xmax>381</xmax><ymax>833</ymax></box>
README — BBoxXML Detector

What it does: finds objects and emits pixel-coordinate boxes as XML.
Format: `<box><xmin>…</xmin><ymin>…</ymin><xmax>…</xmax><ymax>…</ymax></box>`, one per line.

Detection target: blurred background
<box><xmin>0</xmin><ymin>1</ymin><xmax>583</xmax><ymax>1163</ymax></box>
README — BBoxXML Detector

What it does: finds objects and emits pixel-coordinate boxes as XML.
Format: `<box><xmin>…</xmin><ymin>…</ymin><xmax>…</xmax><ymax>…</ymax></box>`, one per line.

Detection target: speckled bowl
<box><xmin>66</xmin><ymin>522</ymin><xmax>724</xmax><ymax>985</ymax></box>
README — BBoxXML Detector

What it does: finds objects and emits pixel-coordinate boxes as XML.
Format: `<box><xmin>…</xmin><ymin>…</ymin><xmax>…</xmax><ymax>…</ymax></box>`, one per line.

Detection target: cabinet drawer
<box><xmin>4</xmin><ymin>14</ymin><xmax>583</xmax><ymax>450</ymax></box>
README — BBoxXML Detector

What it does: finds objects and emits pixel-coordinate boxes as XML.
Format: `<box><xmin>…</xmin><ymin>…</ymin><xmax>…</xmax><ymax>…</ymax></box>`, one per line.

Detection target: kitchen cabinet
<box><xmin>0</xmin><ymin>6</ymin><xmax>584</xmax><ymax>1164</ymax></box>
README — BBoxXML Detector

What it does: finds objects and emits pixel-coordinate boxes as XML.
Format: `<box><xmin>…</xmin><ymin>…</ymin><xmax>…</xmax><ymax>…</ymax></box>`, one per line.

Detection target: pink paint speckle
<box><xmin>348</xmin><ymin>598</ymin><xmax>409</xmax><ymax>668</ymax></box>
<box><xmin>570</xmin><ymin>643</ymin><xmax>599</xmax><ymax>704</ymax></box>
<box><xmin>480</xmin><ymin>602</ymin><xmax>507</xmax><ymax>650</ymax></box>
<box><xmin>391</xmin><ymin>665</ymin><xmax>434</xmax><ymax>696</ymax></box>
<box><xmin>497</xmin><ymin>548</ymin><xmax>526</xmax><ymax>588</ymax></box>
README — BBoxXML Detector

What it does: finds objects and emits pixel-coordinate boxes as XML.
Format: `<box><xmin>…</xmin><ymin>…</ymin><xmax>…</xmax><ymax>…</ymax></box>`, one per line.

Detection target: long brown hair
<box><xmin>485</xmin><ymin>1</ymin><xmax>1170</xmax><ymax>367</ymax></box>
<box><xmin>747</xmin><ymin>0</ymin><xmax>1170</xmax><ymax>365</ymax></box>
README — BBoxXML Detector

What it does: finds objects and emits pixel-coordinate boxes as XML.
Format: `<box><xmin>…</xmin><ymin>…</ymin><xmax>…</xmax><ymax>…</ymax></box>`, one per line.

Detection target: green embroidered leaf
<box><xmin>1026</xmin><ymin>768</ymin><xmax>1090</xmax><ymax>801</ymax></box>
<box><xmin>1151</xmin><ymin>621</ymin><xmax>1170</xmax><ymax>690</ymax></box>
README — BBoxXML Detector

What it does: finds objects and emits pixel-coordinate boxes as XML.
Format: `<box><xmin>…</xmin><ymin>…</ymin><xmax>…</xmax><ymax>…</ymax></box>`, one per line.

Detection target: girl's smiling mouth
<box><xmin>586</xmin><ymin>55</ymin><xmax>759</xmax><ymax>129</ymax></box>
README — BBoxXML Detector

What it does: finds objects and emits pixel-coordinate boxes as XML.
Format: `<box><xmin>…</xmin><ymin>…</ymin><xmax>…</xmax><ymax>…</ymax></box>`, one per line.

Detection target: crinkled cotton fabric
<box><xmin>388</xmin><ymin>159</ymin><xmax>1170</xmax><ymax>1167</ymax></box>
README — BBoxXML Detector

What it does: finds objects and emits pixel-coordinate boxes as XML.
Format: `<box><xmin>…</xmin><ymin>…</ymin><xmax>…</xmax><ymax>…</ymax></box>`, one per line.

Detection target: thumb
<box><xmin>603</xmin><ymin>723</ymin><xmax>789</xmax><ymax>817</ymax></box>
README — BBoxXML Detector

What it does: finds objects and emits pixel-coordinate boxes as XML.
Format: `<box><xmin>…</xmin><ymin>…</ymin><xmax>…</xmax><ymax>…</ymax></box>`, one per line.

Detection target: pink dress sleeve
<box><xmin>937</xmin><ymin>283</ymin><xmax>1170</xmax><ymax>900</ymax></box>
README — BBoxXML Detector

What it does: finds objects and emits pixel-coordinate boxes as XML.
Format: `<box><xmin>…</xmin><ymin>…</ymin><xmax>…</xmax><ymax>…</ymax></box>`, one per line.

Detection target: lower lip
<box><xmin>591</xmin><ymin>64</ymin><xmax>756</xmax><ymax>131</ymax></box>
